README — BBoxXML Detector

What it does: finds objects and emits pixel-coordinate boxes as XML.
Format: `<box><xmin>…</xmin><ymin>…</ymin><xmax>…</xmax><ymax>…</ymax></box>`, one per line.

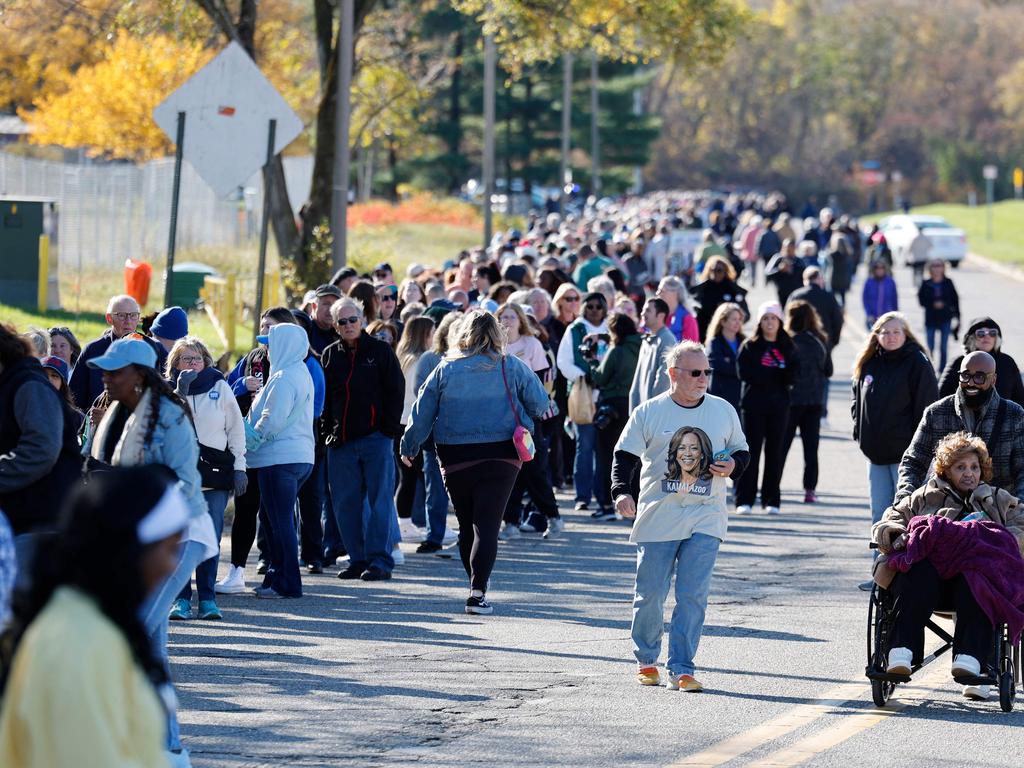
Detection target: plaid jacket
<box><xmin>897</xmin><ymin>391</ymin><xmax>1024</xmax><ymax>502</ymax></box>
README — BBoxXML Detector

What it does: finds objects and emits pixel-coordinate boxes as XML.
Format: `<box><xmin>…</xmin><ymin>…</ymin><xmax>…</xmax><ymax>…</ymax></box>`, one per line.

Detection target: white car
<box><xmin>877</xmin><ymin>214</ymin><xmax>967</xmax><ymax>267</ymax></box>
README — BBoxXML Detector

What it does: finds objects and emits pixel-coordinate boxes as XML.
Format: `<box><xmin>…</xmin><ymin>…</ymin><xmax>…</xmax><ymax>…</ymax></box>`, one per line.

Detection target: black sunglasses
<box><xmin>675</xmin><ymin>368</ymin><xmax>713</xmax><ymax>378</ymax></box>
<box><xmin>336</xmin><ymin>315</ymin><xmax>361</xmax><ymax>326</ymax></box>
<box><xmin>584</xmin><ymin>303</ymin><xmax>605</xmax><ymax>311</ymax></box>
<box><xmin>958</xmin><ymin>370</ymin><xmax>992</xmax><ymax>385</ymax></box>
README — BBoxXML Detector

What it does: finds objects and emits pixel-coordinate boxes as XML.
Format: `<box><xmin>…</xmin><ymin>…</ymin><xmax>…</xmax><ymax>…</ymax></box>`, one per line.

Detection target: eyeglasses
<box><xmin>675</xmin><ymin>368</ymin><xmax>713</xmax><ymax>378</ymax></box>
<box><xmin>377</xmin><ymin>293</ymin><xmax>397</xmax><ymax>302</ymax></box>
<box><xmin>563</xmin><ymin>295</ymin><xmax>581</xmax><ymax>303</ymax></box>
<box><xmin>111</xmin><ymin>312</ymin><xmax>140</xmax><ymax>322</ymax></box>
<box><xmin>974</xmin><ymin>328</ymin><xmax>999</xmax><ymax>339</ymax></box>
<box><xmin>179</xmin><ymin>355</ymin><xmax>203</xmax><ymax>365</ymax></box>
<box><xmin>584</xmin><ymin>303</ymin><xmax>605</xmax><ymax>311</ymax></box>
<box><xmin>336</xmin><ymin>315</ymin><xmax>361</xmax><ymax>326</ymax></box>
<box><xmin>959</xmin><ymin>370</ymin><xmax>993</xmax><ymax>385</ymax></box>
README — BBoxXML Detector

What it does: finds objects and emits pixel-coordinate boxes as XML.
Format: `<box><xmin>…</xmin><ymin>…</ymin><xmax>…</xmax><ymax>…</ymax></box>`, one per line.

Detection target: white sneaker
<box><xmin>963</xmin><ymin>684</ymin><xmax>991</xmax><ymax>701</ymax></box>
<box><xmin>441</xmin><ymin>528</ymin><xmax>459</xmax><ymax>546</ymax></box>
<box><xmin>765</xmin><ymin>506</ymin><xmax>781</xmax><ymax>515</ymax></box>
<box><xmin>951</xmin><ymin>654</ymin><xmax>981</xmax><ymax>678</ymax></box>
<box><xmin>735</xmin><ymin>505</ymin><xmax>753</xmax><ymax>516</ymax></box>
<box><xmin>399</xmin><ymin>518</ymin><xmax>427</xmax><ymax>543</ymax></box>
<box><xmin>214</xmin><ymin>565</ymin><xmax>246</xmax><ymax>595</ymax></box>
<box><xmin>543</xmin><ymin>517</ymin><xmax>565</xmax><ymax>539</ymax></box>
<box><xmin>392</xmin><ymin>545</ymin><xmax>405</xmax><ymax>567</ymax></box>
<box><xmin>886</xmin><ymin>646</ymin><xmax>913</xmax><ymax>675</ymax></box>
<box><xmin>498</xmin><ymin>522</ymin><xmax>520</xmax><ymax>541</ymax></box>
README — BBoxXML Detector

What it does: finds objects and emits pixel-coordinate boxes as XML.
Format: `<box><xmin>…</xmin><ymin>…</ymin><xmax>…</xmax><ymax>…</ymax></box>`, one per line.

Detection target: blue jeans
<box><xmin>926</xmin><ymin>321</ymin><xmax>952</xmax><ymax>372</ymax></box>
<box><xmin>868</xmin><ymin>462</ymin><xmax>899</xmax><ymax>527</ymax></box>
<box><xmin>573</xmin><ymin>422</ymin><xmax>598</xmax><ymax>505</ymax></box>
<box><xmin>328</xmin><ymin>433</ymin><xmax>397</xmax><ymax>572</ymax></box>
<box><xmin>297</xmin><ymin>453</ymin><xmax>329</xmax><ymax>566</ymax></box>
<box><xmin>142</xmin><ymin>539</ymin><xmax>207</xmax><ymax>752</ymax></box>
<box><xmin>422</xmin><ymin>449</ymin><xmax>449</xmax><ymax>545</ymax></box>
<box><xmin>178</xmin><ymin>489</ymin><xmax>228</xmax><ymax>604</ymax></box>
<box><xmin>257</xmin><ymin>463</ymin><xmax>313</xmax><ymax>597</ymax></box>
<box><xmin>631</xmin><ymin>533</ymin><xmax>721</xmax><ymax>676</ymax></box>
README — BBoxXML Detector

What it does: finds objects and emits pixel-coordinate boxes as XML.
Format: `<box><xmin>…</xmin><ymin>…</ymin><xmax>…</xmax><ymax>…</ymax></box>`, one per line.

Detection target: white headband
<box><xmin>137</xmin><ymin>486</ymin><xmax>190</xmax><ymax>545</ymax></box>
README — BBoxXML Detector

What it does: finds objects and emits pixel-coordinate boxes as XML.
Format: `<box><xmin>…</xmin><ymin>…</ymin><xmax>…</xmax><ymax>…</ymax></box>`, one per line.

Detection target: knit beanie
<box><xmin>151</xmin><ymin>306</ymin><xmax>188</xmax><ymax>341</ymax></box>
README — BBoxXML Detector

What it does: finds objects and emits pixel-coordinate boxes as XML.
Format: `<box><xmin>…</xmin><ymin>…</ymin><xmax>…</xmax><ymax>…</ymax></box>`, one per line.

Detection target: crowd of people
<box><xmin>1</xmin><ymin>189</ymin><xmax>1023</xmax><ymax>764</ymax></box>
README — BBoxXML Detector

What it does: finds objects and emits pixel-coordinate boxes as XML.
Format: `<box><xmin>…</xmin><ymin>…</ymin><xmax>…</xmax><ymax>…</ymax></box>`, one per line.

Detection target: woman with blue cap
<box><xmin>82</xmin><ymin>336</ymin><xmax>215</xmax><ymax>767</ymax></box>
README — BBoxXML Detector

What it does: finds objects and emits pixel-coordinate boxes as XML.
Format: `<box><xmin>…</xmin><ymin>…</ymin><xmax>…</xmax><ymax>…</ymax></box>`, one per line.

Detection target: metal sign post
<box><xmin>253</xmin><ymin>118</ymin><xmax>277</xmax><ymax>347</ymax></box>
<box><xmin>482</xmin><ymin>30</ymin><xmax>496</xmax><ymax>251</ymax></box>
<box><xmin>331</xmin><ymin>0</ymin><xmax>355</xmax><ymax>269</ymax></box>
<box><xmin>164</xmin><ymin>111</ymin><xmax>186</xmax><ymax>307</ymax></box>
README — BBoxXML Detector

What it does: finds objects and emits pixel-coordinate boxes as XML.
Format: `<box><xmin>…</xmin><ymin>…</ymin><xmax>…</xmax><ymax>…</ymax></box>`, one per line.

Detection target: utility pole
<box><xmin>331</xmin><ymin>0</ymin><xmax>354</xmax><ymax>269</ymax></box>
<box><xmin>483</xmin><ymin>28</ymin><xmax>496</xmax><ymax>251</ymax></box>
<box><xmin>590</xmin><ymin>50</ymin><xmax>600</xmax><ymax>200</ymax></box>
<box><xmin>560</xmin><ymin>53</ymin><xmax>573</xmax><ymax>215</ymax></box>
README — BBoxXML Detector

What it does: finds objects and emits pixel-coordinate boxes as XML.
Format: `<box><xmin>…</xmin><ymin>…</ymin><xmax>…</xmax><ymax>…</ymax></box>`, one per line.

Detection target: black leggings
<box><xmin>230</xmin><ymin>467</ymin><xmax>266</xmax><ymax>568</ymax></box>
<box><xmin>504</xmin><ymin>431</ymin><xmax>559</xmax><ymax>524</ymax></box>
<box><xmin>395</xmin><ymin>440</ymin><xmax>421</xmax><ymax>520</ymax></box>
<box><xmin>736</xmin><ymin>406</ymin><xmax>789</xmax><ymax>508</ymax></box>
<box><xmin>781</xmin><ymin>404</ymin><xmax>822</xmax><ymax>491</ymax></box>
<box><xmin>443</xmin><ymin>460</ymin><xmax>520</xmax><ymax>592</ymax></box>
<box><xmin>595</xmin><ymin>398</ymin><xmax>629</xmax><ymax>508</ymax></box>
<box><xmin>889</xmin><ymin>559</ymin><xmax>993</xmax><ymax>664</ymax></box>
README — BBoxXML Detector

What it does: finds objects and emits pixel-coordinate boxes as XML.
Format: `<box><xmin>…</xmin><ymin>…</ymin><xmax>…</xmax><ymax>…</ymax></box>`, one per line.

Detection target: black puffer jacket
<box><xmin>852</xmin><ymin>341</ymin><xmax>937</xmax><ymax>465</ymax></box>
<box><xmin>790</xmin><ymin>331</ymin><xmax>832</xmax><ymax>407</ymax></box>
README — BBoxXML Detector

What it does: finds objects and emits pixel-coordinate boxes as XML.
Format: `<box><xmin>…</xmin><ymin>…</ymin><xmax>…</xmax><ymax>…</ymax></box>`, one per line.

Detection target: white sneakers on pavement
<box><xmin>735</xmin><ymin>505</ymin><xmax>753</xmax><ymax>516</ymax></box>
<box><xmin>543</xmin><ymin>517</ymin><xmax>565</xmax><ymax>539</ymax></box>
<box><xmin>765</xmin><ymin>506</ymin><xmax>781</xmax><ymax>515</ymax></box>
<box><xmin>392</xmin><ymin>544</ymin><xmax>405</xmax><ymax>566</ymax></box>
<box><xmin>498</xmin><ymin>522</ymin><xmax>520</xmax><ymax>541</ymax></box>
<box><xmin>963</xmin><ymin>684</ymin><xmax>990</xmax><ymax>701</ymax></box>
<box><xmin>399</xmin><ymin>519</ymin><xmax>427</xmax><ymax>543</ymax></box>
<box><xmin>215</xmin><ymin>565</ymin><xmax>247</xmax><ymax>595</ymax></box>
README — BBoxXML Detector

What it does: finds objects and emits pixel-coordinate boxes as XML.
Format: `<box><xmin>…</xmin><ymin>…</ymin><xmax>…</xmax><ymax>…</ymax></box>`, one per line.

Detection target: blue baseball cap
<box><xmin>86</xmin><ymin>338</ymin><xmax>157</xmax><ymax>371</ymax></box>
<box><xmin>40</xmin><ymin>355</ymin><xmax>70</xmax><ymax>383</ymax></box>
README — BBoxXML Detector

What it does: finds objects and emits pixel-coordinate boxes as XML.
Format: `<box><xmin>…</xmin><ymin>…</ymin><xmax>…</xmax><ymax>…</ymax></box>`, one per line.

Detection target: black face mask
<box><xmin>962</xmin><ymin>386</ymin><xmax>994</xmax><ymax>410</ymax></box>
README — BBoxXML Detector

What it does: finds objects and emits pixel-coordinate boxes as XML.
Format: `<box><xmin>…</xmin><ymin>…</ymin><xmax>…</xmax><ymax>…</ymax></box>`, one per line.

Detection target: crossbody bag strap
<box><xmin>501</xmin><ymin>356</ymin><xmax>522</xmax><ymax>428</ymax></box>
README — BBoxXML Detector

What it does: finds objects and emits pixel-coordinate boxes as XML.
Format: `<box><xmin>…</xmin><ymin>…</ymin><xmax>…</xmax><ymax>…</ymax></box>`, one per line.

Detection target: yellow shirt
<box><xmin>0</xmin><ymin>587</ymin><xmax>169</xmax><ymax>768</ymax></box>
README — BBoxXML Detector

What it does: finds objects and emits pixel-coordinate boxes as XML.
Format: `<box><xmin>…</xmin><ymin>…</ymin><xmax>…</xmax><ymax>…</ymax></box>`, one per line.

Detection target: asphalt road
<box><xmin>171</xmin><ymin>254</ymin><xmax>1024</xmax><ymax>767</ymax></box>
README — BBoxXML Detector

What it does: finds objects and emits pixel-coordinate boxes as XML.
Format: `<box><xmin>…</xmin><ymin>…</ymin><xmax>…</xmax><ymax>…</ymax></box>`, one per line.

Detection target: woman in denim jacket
<box><xmin>401</xmin><ymin>310</ymin><xmax>548</xmax><ymax>616</ymax></box>
<box><xmin>84</xmin><ymin>337</ymin><xmax>215</xmax><ymax>767</ymax></box>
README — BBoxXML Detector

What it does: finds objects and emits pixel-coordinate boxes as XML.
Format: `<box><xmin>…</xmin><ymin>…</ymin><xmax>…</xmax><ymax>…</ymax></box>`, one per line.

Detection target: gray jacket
<box><xmin>629</xmin><ymin>326</ymin><xmax>676</xmax><ymax>410</ymax></box>
<box><xmin>897</xmin><ymin>390</ymin><xmax>1024</xmax><ymax>502</ymax></box>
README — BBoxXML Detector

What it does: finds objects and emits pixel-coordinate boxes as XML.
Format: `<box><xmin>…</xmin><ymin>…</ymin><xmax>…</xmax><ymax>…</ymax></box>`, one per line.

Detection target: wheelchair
<box><xmin>866</xmin><ymin>581</ymin><xmax>1023</xmax><ymax>712</ymax></box>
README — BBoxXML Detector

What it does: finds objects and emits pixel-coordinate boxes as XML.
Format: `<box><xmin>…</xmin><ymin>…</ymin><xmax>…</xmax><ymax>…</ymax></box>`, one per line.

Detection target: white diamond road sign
<box><xmin>153</xmin><ymin>42</ymin><xmax>303</xmax><ymax>198</ymax></box>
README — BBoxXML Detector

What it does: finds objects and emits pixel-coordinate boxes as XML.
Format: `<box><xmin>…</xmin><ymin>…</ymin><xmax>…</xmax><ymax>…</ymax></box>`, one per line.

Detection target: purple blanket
<box><xmin>889</xmin><ymin>515</ymin><xmax>1024</xmax><ymax>643</ymax></box>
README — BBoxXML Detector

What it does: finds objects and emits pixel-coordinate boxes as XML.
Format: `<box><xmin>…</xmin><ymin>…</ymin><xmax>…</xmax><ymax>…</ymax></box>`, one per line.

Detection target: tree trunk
<box><xmin>447</xmin><ymin>29</ymin><xmax>464</xmax><ymax>193</ymax></box>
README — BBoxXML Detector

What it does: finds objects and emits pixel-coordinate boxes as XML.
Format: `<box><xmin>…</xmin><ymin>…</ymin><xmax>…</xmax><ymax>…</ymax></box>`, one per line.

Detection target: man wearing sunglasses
<box><xmin>70</xmin><ymin>293</ymin><xmax>166</xmax><ymax>413</ymax></box>
<box><xmin>321</xmin><ymin>296</ymin><xmax>405</xmax><ymax>582</ymax></box>
<box><xmin>611</xmin><ymin>340</ymin><xmax>749</xmax><ymax>692</ymax></box>
<box><xmin>898</xmin><ymin>350</ymin><xmax>1024</xmax><ymax>504</ymax></box>
<box><xmin>936</xmin><ymin>317</ymin><xmax>1024</xmax><ymax>407</ymax></box>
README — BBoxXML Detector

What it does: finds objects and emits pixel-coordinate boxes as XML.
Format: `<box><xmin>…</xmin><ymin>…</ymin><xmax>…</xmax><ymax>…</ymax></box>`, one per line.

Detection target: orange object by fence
<box><xmin>124</xmin><ymin>258</ymin><xmax>153</xmax><ymax>307</ymax></box>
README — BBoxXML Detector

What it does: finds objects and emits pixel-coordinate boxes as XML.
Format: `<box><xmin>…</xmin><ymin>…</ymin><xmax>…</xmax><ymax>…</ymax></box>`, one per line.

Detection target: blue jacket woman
<box><xmin>862</xmin><ymin>261</ymin><xmax>899</xmax><ymax>328</ymax></box>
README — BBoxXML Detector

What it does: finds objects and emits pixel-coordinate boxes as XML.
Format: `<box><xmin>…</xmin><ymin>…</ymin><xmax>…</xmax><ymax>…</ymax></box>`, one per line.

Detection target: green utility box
<box><xmin>167</xmin><ymin>262</ymin><xmax>219</xmax><ymax>309</ymax></box>
<box><xmin>0</xmin><ymin>197</ymin><xmax>60</xmax><ymax>309</ymax></box>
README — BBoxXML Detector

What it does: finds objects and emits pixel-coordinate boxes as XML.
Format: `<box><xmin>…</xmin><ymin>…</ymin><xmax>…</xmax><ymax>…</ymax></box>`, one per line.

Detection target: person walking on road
<box><xmin>401</xmin><ymin>310</ymin><xmax>549</xmax><ymax>616</ymax></box>
<box><xmin>898</xmin><ymin>350</ymin><xmax>1024</xmax><ymax>503</ymax></box>
<box><xmin>916</xmin><ymin>259</ymin><xmax>959</xmax><ymax>373</ymax></box>
<box><xmin>629</xmin><ymin>298</ymin><xmax>677</xmax><ymax>409</ymax></box>
<box><xmin>689</xmin><ymin>257</ymin><xmax>748</xmax><ymax>342</ymax></box>
<box><xmin>937</xmin><ymin>317</ymin><xmax>1024</xmax><ymax>407</ymax></box>
<box><xmin>781</xmin><ymin>301</ymin><xmax>832</xmax><ymax>504</ymax></box>
<box><xmin>705</xmin><ymin>302</ymin><xmax>746</xmax><ymax>413</ymax></box>
<box><xmin>851</xmin><ymin>313</ymin><xmax>937</xmax><ymax>544</ymax></box>
<box><xmin>861</xmin><ymin>259</ymin><xmax>899</xmax><ymax>330</ymax></box>
<box><xmin>657</xmin><ymin>276</ymin><xmax>700</xmax><ymax>343</ymax></box>
<box><xmin>787</xmin><ymin>267</ymin><xmax>843</xmax><ymax>422</ymax></box>
<box><xmin>0</xmin><ymin>467</ymin><xmax>187</xmax><ymax>768</ymax></box>
<box><xmin>323</xmin><ymin>296</ymin><xmax>405</xmax><ymax>583</ymax></box>
<box><xmin>735</xmin><ymin>303</ymin><xmax>798</xmax><ymax>515</ymax></box>
<box><xmin>611</xmin><ymin>341</ymin><xmax>749</xmax><ymax>691</ymax></box>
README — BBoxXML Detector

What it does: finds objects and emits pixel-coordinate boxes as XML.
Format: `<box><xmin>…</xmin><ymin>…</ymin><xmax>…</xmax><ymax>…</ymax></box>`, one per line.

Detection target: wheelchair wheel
<box><xmin>872</xmin><ymin>678</ymin><xmax>895</xmax><ymax>708</ymax></box>
<box><xmin>999</xmin><ymin>671</ymin><xmax>1015</xmax><ymax>712</ymax></box>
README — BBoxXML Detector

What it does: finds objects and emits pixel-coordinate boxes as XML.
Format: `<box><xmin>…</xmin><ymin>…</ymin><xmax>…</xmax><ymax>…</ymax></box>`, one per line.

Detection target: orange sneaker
<box><xmin>637</xmin><ymin>666</ymin><xmax>661</xmax><ymax>686</ymax></box>
<box><xmin>667</xmin><ymin>674</ymin><xmax>704</xmax><ymax>692</ymax></box>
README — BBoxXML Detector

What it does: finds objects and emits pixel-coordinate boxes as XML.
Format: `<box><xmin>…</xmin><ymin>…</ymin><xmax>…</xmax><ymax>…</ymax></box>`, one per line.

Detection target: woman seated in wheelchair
<box><xmin>871</xmin><ymin>432</ymin><xmax>1024</xmax><ymax>697</ymax></box>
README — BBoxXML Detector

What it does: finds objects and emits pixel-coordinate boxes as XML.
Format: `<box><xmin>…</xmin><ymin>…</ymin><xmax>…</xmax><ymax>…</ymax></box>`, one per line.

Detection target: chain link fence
<box><xmin>0</xmin><ymin>151</ymin><xmax>313</xmax><ymax>274</ymax></box>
